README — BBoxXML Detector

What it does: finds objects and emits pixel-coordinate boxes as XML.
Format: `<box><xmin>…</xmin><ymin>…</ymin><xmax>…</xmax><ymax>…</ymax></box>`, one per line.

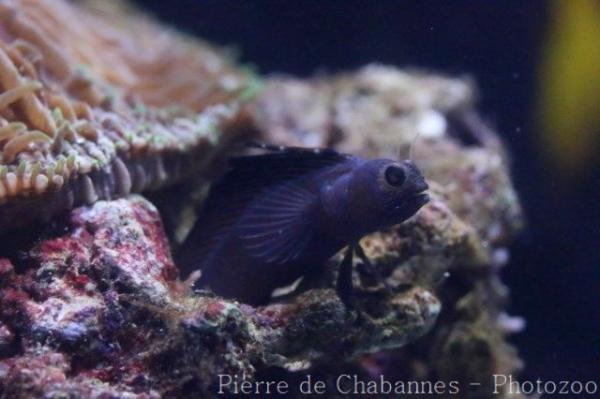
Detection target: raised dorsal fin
<box><xmin>177</xmin><ymin>144</ymin><xmax>354</xmax><ymax>275</ymax></box>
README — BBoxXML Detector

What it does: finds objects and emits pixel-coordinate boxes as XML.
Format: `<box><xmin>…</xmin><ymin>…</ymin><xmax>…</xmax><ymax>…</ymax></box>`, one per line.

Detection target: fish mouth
<box><xmin>389</xmin><ymin>190</ymin><xmax>430</xmax><ymax>212</ymax></box>
<box><xmin>410</xmin><ymin>191</ymin><xmax>430</xmax><ymax>207</ymax></box>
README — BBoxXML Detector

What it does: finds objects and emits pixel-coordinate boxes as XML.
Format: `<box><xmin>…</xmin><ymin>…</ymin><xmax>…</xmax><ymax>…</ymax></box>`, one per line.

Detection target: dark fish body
<box><xmin>177</xmin><ymin>145</ymin><xmax>429</xmax><ymax>305</ymax></box>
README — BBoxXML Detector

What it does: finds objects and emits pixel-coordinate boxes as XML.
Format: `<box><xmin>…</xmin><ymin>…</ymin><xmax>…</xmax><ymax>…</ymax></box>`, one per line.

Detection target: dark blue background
<box><xmin>134</xmin><ymin>0</ymin><xmax>599</xmax><ymax>383</ymax></box>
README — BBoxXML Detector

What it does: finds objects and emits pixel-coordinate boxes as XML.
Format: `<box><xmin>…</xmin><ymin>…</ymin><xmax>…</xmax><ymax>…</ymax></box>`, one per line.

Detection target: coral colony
<box><xmin>0</xmin><ymin>0</ymin><xmax>252</xmax><ymax>232</ymax></box>
<box><xmin>0</xmin><ymin>1</ymin><xmax>524</xmax><ymax>398</ymax></box>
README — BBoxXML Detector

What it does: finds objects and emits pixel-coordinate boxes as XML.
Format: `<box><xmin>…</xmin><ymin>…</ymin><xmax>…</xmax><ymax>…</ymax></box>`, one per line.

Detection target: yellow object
<box><xmin>537</xmin><ymin>0</ymin><xmax>600</xmax><ymax>176</ymax></box>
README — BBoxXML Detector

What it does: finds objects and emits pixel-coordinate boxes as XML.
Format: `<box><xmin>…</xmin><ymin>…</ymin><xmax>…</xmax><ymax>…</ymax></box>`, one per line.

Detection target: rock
<box><xmin>0</xmin><ymin>195</ymin><xmax>442</xmax><ymax>397</ymax></box>
<box><xmin>248</xmin><ymin>65</ymin><xmax>525</xmax><ymax>398</ymax></box>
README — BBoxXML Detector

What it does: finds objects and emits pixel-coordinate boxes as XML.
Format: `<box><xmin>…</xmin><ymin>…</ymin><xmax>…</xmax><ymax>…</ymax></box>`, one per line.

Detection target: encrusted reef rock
<box><xmin>0</xmin><ymin>196</ymin><xmax>439</xmax><ymax>397</ymax></box>
<box><xmin>248</xmin><ymin>65</ymin><xmax>525</xmax><ymax>398</ymax></box>
<box><xmin>0</xmin><ymin>2</ymin><xmax>525</xmax><ymax>399</ymax></box>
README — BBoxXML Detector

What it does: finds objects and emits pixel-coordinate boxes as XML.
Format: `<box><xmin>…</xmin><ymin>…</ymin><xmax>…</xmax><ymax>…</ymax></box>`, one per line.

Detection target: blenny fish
<box><xmin>178</xmin><ymin>143</ymin><xmax>429</xmax><ymax>305</ymax></box>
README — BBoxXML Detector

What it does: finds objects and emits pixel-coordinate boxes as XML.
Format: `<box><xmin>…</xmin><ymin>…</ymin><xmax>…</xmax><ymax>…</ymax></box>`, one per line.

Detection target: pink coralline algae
<box><xmin>0</xmin><ymin>197</ymin><xmax>176</xmax><ymax>397</ymax></box>
<box><xmin>0</xmin><ymin>196</ymin><xmax>439</xmax><ymax>397</ymax></box>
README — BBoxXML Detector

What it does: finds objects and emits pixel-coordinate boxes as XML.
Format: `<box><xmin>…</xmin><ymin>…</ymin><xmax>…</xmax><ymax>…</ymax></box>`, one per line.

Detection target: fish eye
<box><xmin>384</xmin><ymin>164</ymin><xmax>406</xmax><ymax>187</ymax></box>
